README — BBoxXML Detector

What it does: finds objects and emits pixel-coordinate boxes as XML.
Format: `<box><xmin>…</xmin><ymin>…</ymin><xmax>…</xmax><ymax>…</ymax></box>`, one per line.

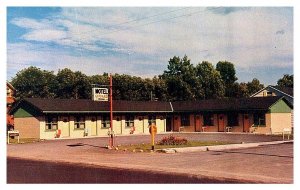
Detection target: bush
<box><xmin>158</xmin><ymin>135</ymin><xmax>188</xmax><ymax>145</ymax></box>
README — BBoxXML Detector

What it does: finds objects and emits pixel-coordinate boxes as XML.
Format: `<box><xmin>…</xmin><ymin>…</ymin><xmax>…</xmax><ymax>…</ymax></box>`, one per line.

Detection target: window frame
<box><xmin>148</xmin><ymin>115</ymin><xmax>156</xmax><ymax>125</ymax></box>
<box><xmin>45</xmin><ymin>115</ymin><xmax>58</xmax><ymax>131</ymax></box>
<box><xmin>227</xmin><ymin>113</ymin><xmax>239</xmax><ymax>126</ymax></box>
<box><xmin>203</xmin><ymin>113</ymin><xmax>214</xmax><ymax>126</ymax></box>
<box><xmin>74</xmin><ymin>116</ymin><xmax>85</xmax><ymax>130</ymax></box>
<box><xmin>253</xmin><ymin>113</ymin><xmax>266</xmax><ymax>126</ymax></box>
<box><xmin>180</xmin><ymin>114</ymin><xmax>190</xmax><ymax>126</ymax></box>
<box><xmin>101</xmin><ymin>115</ymin><xmax>111</xmax><ymax>128</ymax></box>
<box><xmin>125</xmin><ymin>115</ymin><xmax>134</xmax><ymax>128</ymax></box>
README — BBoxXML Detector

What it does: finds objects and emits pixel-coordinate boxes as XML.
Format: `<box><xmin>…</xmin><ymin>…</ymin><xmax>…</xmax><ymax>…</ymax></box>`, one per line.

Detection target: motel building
<box><xmin>8</xmin><ymin>96</ymin><xmax>293</xmax><ymax>140</ymax></box>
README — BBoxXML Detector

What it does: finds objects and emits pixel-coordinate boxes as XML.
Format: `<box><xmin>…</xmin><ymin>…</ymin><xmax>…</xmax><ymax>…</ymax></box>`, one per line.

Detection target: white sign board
<box><xmin>92</xmin><ymin>88</ymin><xmax>109</xmax><ymax>101</ymax></box>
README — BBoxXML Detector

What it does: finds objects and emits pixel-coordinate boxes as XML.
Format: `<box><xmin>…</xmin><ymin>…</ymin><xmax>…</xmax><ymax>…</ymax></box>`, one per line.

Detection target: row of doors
<box><xmin>166</xmin><ymin>114</ymin><xmax>251</xmax><ymax>132</ymax></box>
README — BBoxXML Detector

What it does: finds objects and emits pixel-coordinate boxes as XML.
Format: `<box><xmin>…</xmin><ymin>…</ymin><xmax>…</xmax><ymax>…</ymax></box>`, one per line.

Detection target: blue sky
<box><xmin>7</xmin><ymin>7</ymin><xmax>293</xmax><ymax>85</ymax></box>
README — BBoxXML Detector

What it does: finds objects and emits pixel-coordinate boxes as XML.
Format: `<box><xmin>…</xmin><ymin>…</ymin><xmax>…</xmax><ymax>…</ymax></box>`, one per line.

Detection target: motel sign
<box><xmin>92</xmin><ymin>88</ymin><xmax>109</xmax><ymax>101</ymax></box>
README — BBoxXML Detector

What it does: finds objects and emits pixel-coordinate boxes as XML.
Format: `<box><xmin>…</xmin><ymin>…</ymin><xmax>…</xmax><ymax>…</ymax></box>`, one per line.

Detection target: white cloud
<box><xmin>7</xmin><ymin>7</ymin><xmax>293</xmax><ymax>83</ymax></box>
<box><xmin>23</xmin><ymin>29</ymin><xmax>67</xmax><ymax>42</ymax></box>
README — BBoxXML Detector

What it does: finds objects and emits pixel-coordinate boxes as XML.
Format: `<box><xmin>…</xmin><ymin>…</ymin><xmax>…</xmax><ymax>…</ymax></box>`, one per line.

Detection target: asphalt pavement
<box><xmin>7</xmin><ymin>133</ymin><xmax>293</xmax><ymax>183</ymax></box>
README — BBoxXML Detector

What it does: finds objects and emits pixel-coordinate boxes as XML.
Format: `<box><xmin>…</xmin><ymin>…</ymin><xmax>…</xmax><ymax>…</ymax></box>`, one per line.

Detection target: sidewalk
<box><xmin>161</xmin><ymin>140</ymin><xmax>293</xmax><ymax>153</ymax></box>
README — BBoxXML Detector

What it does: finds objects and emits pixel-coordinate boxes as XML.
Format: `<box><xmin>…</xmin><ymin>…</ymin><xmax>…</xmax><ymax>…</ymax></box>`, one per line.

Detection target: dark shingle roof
<box><xmin>10</xmin><ymin>96</ymin><xmax>288</xmax><ymax>115</ymax></box>
<box><xmin>171</xmin><ymin>96</ymin><xmax>284</xmax><ymax>112</ymax></box>
<box><xmin>270</xmin><ymin>86</ymin><xmax>293</xmax><ymax>97</ymax></box>
<box><xmin>21</xmin><ymin>98</ymin><xmax>173</xmax><ymax>113</ymax></box>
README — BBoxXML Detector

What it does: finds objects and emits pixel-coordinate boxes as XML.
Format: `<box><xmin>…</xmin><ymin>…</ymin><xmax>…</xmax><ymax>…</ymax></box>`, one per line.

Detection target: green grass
<box><xmin>116</xmin><ymin>141</ymin><xmax>235</xmax><ymax>152</ymax></box>
<box><xmin>7</xmin><ymin>138</ymin><xmax>42</xmax><ymax>144</ymax></box>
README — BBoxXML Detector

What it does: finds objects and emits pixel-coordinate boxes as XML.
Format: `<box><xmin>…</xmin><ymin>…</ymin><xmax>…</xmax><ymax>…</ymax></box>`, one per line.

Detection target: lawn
<box><xmin>116</xmin><ymin>141</ymin><xmax>235</xmax><ymax>152</ymax></box>
<box><xmin>7</xmin><ymin>137</ymin><xmax>43</xmax><ymax>144</ymax></box>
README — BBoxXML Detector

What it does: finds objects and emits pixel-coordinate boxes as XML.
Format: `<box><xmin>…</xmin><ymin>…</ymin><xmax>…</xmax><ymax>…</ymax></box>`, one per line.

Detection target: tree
<box><xmin>73</xmin><ymin>71</ymin><xmax>90</xmax><ymax>99</ymax></box>
<box><xmin>160</xmin><ymin>55</ymin><xmax>198</xmax><ymax>101</ymax></box>
<box><xmin>216</xmin><ymin>61</ymin><xmax>238</xmax><ymax>97</ymax></box>
<box><xmin>11</xmin><ymin>66</ymin><xmax>56</xmax><ymax>99</ymax></box>
<box><xmin>247</xmin><ymin>78</ymin><xmax>264</xmax><ymax>95</ymax></box>
<box><xmin>235</xmin><ymin>82</ymin><xmax>249</xmax><ymax>98</ymax></box>
<box><xmin>195</xmin><ymin>61</ymin><xmax>225</xmax><ymax>99</ymax></box>
<box><xmin>55</xmin><ymin>68</ymin><xmax>90</xmax><ymax>99</ymax></box>
<box><xmin>277</xmin><ymin>74</ymin><xmax>293</xmax><ymax>88</ymax></box>
<box><xmin>152</xmin><ymin>76</ymin><xmax>168</xmax><ymax>101</ymax></box>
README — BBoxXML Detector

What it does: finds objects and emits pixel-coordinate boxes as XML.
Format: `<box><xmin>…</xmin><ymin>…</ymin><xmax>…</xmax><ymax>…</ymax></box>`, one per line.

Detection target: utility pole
<box><xmin>109</xmin><ymin>73</ymin><xmax>114</xmax><ymax>148</ymax></box>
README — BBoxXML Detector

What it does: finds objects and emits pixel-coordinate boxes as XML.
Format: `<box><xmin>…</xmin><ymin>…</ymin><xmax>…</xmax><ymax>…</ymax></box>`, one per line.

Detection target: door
<box><xmin>243</xmin><ymin>114</ymin><xmax>250</xmax><ymax>132</ymax></box>
<box><xmin>166</xmin><ymin>116</ymin><xmax>172</xmax><ymax>131</ymax></box>
<box><xmin>218</xmin><ymin>114</ymin><xmax>225</xmax><ymax>132</ymax></box>
<box><xmin>90</xmin><ymin>116</ymin><xmax>97</xmax><ymax>136</ymax></box>
<box><xmin>195</xmin><ymin>115</ymin><xmax>202</xmax><ymax>132</ymax></box>
<box><xmin>61</xmin><ymin>116</ymin><xmax>70</xmax><ymax>137</ymax></box>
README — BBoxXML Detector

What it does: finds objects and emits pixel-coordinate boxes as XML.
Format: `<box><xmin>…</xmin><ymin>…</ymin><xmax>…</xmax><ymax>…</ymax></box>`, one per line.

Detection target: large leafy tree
<box><xmin>11</xmin><ymin>66</ymin><xmax>56</xmax><ymax>99</ymax></box>
<box><xmin>160</xmin><ymin>55</ymin><xmax>198</xmax><ymax>101</ymax></box>
<box><xmin>152</xmin><ymin>76</ymin><xmax>168</xmax><ymax>101</ymax></box>
<box><xmin>195</xmin><ymin>61</ymin><xmax>225</xmax><ymax>99</ymax></box>
<box><xmin>55</xmin><ymin>68</ymin><xmax>90</xmax><ymax>99</ymax></box>
<box><xmin>277</xmin><ymin>74</ymin><xmax>293</xmax><ymax>88</ymax></box>
<box><xmin>216</xmin><ymin>61</ymin><xmax>238</xmax><ymax>97</ymax></box>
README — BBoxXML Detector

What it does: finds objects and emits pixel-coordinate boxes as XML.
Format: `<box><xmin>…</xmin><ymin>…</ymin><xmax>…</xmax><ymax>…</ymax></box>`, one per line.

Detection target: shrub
<box><xmin>158</xmin><ymin>135</ymin><xmax>188</xmax><ymax>145</ymax></box>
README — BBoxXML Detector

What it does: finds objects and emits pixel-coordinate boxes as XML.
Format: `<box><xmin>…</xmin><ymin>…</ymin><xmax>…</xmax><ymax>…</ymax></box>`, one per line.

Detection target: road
<box><xmin>7</xmin><ymin>133</ymin><xmax>293</xmax><ymax>183</ymax></box>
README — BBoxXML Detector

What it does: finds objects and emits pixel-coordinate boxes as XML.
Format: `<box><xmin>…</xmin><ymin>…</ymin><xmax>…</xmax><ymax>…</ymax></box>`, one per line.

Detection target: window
<box><xmin>267</xmin><ymin>91</ymin><xmax>273</xmax><ymax>96</ymax></box>
<box><xmin>181</xmin><ymin>114</ymin><xmax>190</xmax><ymax>126</ymax></box>
<box><xmin>74</xmin><ymin>116</ymin><xmax>85</xmax><ymax>129</ymax></box>
<box><xmin>227</xmin><ymin>113</ymin><xmax>239</xmax><ymax>126</ymax></box>
<box><xmin>148</xmin><ymin>115</ymin><xmax>156</xmax><ymax>125</ymax></box>
<box><xmin>45</xmin><ymin>115</ymin><xmax>58</xmax><ymax>130</ymax></box>
<box><xmin>203</xmin><ymin>113</ymin><xmax>214</xmax><ymax>126</ymax></box>
<box><xmin>254</xmin><ymin>113</ymin><xmax>266</xmax><ymax>126</ymax></box>
<box><xmin>101</xmin><ymin>115</ymin><xmax>111</xmax><ymax>128</ymax></box>
<box><xmin>125</xmin><ymin>115</ymin><xmax>134</xmax><ymax>128</ymax></box>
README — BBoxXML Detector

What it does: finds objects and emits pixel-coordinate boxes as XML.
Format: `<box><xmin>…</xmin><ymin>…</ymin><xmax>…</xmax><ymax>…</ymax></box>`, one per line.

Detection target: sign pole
<box><xmin>109</xmin><ymin>73</ymin><xmax>114</xmax><ymax>148</ymax></box>
<box><xmin>149</xmin><ymin>123</ymin><xmax>157</xmax><ymax>151</ymax></box>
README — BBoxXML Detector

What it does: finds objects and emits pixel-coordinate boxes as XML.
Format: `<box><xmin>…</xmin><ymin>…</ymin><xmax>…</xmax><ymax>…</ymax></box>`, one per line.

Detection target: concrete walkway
<box><xmin>161</xmin><ymin>140</ymin><xmax>293</xmax><ymax>153</ymax></box>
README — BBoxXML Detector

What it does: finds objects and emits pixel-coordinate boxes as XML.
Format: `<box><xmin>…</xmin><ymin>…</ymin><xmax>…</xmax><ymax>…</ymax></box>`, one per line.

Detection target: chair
<box><xmin>55</xmin><ymin>129</ymin><xmax>61</xmax><ymax>138</ymax></box>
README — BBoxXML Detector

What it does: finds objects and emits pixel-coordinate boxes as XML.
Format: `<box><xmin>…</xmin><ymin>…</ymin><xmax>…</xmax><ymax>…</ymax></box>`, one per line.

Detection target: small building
<box><xmin>250</xmin><ymin>85</ymin><xmax>293</xmax><ymax>105</ymax></box>
<box><xmin>6</xmin><ymin>82</ymin><xmax>16</xmax><ymax>130</ymax></box>
<box><xmin>251</xmin><ymin>85</ymin><xmax>294</xmax><ymax>129</ymax></box>
<box><xmin>9</xmin><ymin>96</ymin><xmax>292</xmax><ymax>139</ymax></box>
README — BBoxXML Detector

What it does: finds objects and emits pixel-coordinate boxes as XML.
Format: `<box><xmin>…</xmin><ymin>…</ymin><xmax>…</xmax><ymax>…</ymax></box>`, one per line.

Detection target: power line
<box><xmin>59</xmin><ymin>7</ymin><xmax>223</xmax><ymax>48</ymax></box>
<box><xmin>12</xmin><ymin>7</ymin><xmax>222</xmax><ymax>53</ymax></box>
<box><xmin>59</xmin><ymin>7</ymin><xmax>195</xmax><ymax>42</ymax></box>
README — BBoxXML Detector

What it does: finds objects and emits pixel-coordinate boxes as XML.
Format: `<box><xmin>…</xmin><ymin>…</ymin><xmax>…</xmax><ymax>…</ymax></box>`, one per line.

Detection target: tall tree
<box><xmin>152</xmin><ymin>76</ymin><xmax>168</xmax><ymax>101</ymax></box>
<box><xmin>216</xmin><ymin>61</ymin><xmax>238</xmax><ymax>97</ymax></box>
<box><xmin>55</xmin><ymin>68</ymin><xmax>91</xmax><ymax>99</ymax></box>
<box><xmin>195</xmin><ymin>61</ymin><xmax>224</xmax><ymax>99</ymax></box>
<box><xmin>277</xmin><ymin>74</ymin><xmax>293</xmax><ymax>88</ymax></box>
<box><xmin>160</xmin><ymin>55</ymin><xmax>198</xmax><ymax>101</ymax></box>
<box><xmin>11</xmin><ymin>66</ymin><xmax>56</xmax><ymax>99</ymax></box>
<box><xmin>73</xmin><ymin>71</ymin><xmax>90</xmax><ymax>99</ymax></box>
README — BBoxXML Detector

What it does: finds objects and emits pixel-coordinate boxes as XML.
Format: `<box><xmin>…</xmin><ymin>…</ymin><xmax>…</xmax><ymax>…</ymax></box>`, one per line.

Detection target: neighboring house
<box><xmin>9</xmin><ymin>96</ymin><xmax>292</xmax><ymax>139</ymax></box>
<box><xmin>6</xmin><ymin>82</ymin><xmax>16</xmax><ymax>130</ymax></box>
<box><xmin>250</xmin><ymin>85</ymin><xmax>293</xmax><ymax>105</ymax></box>
<box><xmin>251</xmin><ymin>85</ymin><xmax>294</xmax><ymax>129</ymax></box>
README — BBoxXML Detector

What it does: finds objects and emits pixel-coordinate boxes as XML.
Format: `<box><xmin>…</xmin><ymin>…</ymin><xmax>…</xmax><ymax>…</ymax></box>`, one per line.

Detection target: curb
<box><xmin>161</xmin><ymin>140</ymin><xmax>293</xmax><ymax>153</ymax></box>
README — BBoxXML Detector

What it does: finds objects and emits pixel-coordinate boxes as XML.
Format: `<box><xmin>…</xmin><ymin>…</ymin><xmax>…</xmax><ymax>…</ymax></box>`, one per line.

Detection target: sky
<box><xmin>6</xmin><ymin>7</ymin><xmax>293</xmax><ymax>85</ymax></box>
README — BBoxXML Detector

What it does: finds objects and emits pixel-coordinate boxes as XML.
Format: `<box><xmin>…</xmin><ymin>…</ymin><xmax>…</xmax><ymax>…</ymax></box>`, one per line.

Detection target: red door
<box><xmin>218</xmin><ymin>114</ymin><xmax>225</xmax><ymax>132</ymax></box>
<box><xmin>195</xmin><ymin>115</ymin><xmax>201</xmax><ymax>132</ymax></box>
<box><xmin>243</xmin><ymin>114</ymin><xmax>250</xmax><ymax>132</ymax></box>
